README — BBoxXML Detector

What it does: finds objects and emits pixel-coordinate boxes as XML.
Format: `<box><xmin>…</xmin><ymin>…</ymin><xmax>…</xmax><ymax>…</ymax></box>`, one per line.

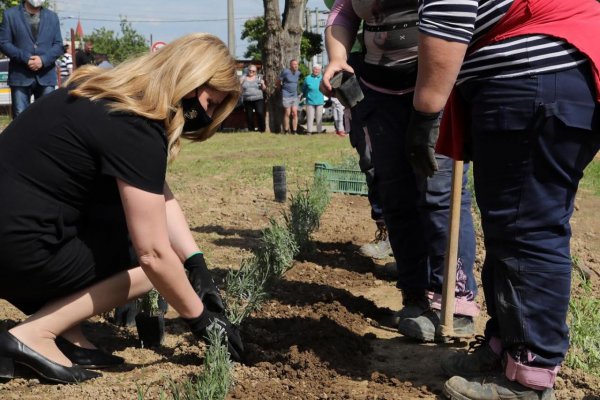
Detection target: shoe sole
<box><xmin>399</xmin><ymin>321</ymin><xmax>475</xmax><ymax>343</ymax></box>
<box><xmin>398</xmin><ymin>320</ymin><xmax>435</xmax><ymax>342</ymax></box>
<box><xmin>443</xmin><ymin>381</ymin><xmax>470</xmax><ymax>400</ymax></box>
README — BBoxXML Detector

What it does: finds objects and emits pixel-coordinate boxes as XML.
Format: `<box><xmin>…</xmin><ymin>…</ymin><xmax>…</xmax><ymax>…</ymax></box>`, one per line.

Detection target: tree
<box><xmin>262</xmin><ymin>0</ymin><xmax>309</xmax><ymax>132</ymax></box>
<box><xmin>85</xmin><ymin>19</ymin><xmax>148</xmax><ymax>65</ymax></box>
<box><xmin>242</xmin><ymin>16</ymin><xmax>322</xmax><ymax>63</ymax></box>
<box><xmin>0</xmin><ymin>1</ymin><xmax>22</xmax><ymax>24</ymax></box>
<box><xmin>241</xmin><ymin>17</ymin><xmax>264</xmax><ymax>61</ymax></box>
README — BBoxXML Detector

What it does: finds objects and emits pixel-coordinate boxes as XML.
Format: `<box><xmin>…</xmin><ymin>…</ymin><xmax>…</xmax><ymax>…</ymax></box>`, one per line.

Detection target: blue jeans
<box><xmin>355</xmin><ymin>85</ymin><xmax>477</xmax><ymax>297</ymax></box>
<box><xmin>10</xmin><ymin>83</ymin><xmax>55</xmax><ymax>118</ymax></box>
<box><xmin>460</xmin><ymin>63</ymin><xmax>600</xmax><ymax>366</ymax></box>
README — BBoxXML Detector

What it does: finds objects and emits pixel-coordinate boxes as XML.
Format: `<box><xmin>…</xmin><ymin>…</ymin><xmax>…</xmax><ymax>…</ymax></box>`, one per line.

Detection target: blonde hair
<box><xmin>68</xmin><ymin>33</ymin><xmax>240</xmax><ymax>160</ymax></box>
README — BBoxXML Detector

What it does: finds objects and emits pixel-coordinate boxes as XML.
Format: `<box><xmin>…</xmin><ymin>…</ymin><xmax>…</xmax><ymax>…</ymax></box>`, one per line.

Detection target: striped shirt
<box><xmin>58</xmin><ymin>53</ymin><xmax>72</xmax><ymax>79</ymax></box>
<box><xmin>419</xmin><ymin>0</ymin><xmax>588</xmax><ymax>85</ymax></box>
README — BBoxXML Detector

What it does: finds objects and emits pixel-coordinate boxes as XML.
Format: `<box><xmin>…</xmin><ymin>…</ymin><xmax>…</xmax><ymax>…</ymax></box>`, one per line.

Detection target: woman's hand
<box><xmin>320</xmin><ymin>59</ymin><xmax>354</xmax><ymax>96</ymax></box>
<box><xmin>183</xmin><ymin>309</ymin><xmax>244</xmax><ymax>362</ymax></box>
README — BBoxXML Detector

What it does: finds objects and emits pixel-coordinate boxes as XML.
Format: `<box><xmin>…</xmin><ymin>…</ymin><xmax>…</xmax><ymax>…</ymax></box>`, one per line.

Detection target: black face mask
<box><xmin>181</xmin><ymin>89</ymin><xmax>213</xmax><ymax>132</ymax></box>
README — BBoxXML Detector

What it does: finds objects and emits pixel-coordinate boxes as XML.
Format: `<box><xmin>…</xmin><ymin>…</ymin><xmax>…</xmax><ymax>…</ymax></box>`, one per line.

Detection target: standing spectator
<box><xmin>323</xmin><ymin>0</ymin><xmax>478</xmax><ymax>340</ymax></box>
<box><xmin>407</xmin><ymin>0</ymin><xmax>600</xmax><ymax>398</ymax></box>
<box><xmin>57</xmin><ymin>44</ymin><xmax>73</xmax><ymax>85</ymax></box>
<box><xmin>95</xmin><ymin>53</ymin><xmax>113</xmax><ymax>69</ymax></box>
<box><xmin>240</xmin><ymin>64</ymin><xmax>266</xmax><ymax>132</ymax></box>
<box><xmin>75</xmin><ymin>40</ymin><xmax>95</xmax><ymax>67</ymax></box>
<box><xmin>302</xmin><ymin>64</ymin><xmax>325</xmax><ymax>134</ymax></box>
<box><xmin>330</xmin><ymin>96</ymin><xmax>346</xmax><ymax>137</ymax></box>
<box><xmin>278</xmin><ymin>59</ymin><xmax>301</xmax><ymax>134</ymax></box>
<box><xmin>0</xmin><ymin>0</ymin><xmax>63</xmax><ymax>118</ymax></box>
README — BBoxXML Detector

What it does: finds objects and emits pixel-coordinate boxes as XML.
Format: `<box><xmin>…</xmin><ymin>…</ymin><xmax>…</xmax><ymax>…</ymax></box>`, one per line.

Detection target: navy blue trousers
<box><xmin>460</xmin><ymin>63</ymin><xmax>600</xmax><ymax>366</ymax></box>
<box><xmin>349</xmin><ymin>105</ymin><xmax>384</xmax><ymax>223</ymax></box>
<box><xmin>356</xmin><ymin>85</ymin><xmax>477</xmax><ymax>297</ymax></box>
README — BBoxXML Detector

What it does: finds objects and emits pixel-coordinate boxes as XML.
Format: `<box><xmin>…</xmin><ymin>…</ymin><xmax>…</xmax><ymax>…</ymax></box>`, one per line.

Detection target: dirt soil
<box><xmin>0</xmin><ymin>183</ymin><xmax>599</xmax><ymax>400</ymax></box>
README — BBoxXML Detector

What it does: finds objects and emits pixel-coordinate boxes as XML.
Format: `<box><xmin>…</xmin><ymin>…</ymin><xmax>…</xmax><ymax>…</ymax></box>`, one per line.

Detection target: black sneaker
<box><xmin>441</xmin><ymin>335</ymin><xmax>502</xmax><ymax>378</ymax></box>
<box><xmin>398</xmin><ymin>308</ymin><xmax>474</xmax><ymax>342</ymax></box>
<box><xmin>443</xmin><ymin>374</ymin><xmax>555</xmax><ymax>400</ymax></box>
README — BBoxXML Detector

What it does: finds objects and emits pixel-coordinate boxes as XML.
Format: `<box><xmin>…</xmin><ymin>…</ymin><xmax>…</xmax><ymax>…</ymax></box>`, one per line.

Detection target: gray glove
<box><xmin>405</xmin><ymin>107</ymin><xmax>441</xmax><ymax>178</ymax></box>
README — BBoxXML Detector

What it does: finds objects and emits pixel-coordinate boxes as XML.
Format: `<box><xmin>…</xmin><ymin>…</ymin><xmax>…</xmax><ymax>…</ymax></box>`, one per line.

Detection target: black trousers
<box><xmin>243</xmin><ymin>99</ymin><xmax>266</xmax><ymax>132</ymax></box>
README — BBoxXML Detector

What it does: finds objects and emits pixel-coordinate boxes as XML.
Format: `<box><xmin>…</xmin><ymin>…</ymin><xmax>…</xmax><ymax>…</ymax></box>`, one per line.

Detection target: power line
<box><xmin>59</xmin><ymin>16</ymin><xmax>255</xmax><ymax>23</ymax></box>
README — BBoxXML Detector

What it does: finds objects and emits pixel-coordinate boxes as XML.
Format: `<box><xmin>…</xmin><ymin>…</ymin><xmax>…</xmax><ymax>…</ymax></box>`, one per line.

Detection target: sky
<box><xmin>55</xmin><ymin>0</ymin><xmax>330</xmax><ymax>59</ymax></box>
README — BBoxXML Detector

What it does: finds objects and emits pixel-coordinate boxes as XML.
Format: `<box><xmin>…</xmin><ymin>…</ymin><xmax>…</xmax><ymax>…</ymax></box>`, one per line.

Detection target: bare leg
<box><xmin>283</xmin><ymin>107</ymin><xmax>291</xmax><ymax>132</ymax></box>
<box><xmin>291</xmin><ymin>106</ymin><xmax>298</xmax><ymax>132</ymax></box>
<box><xmin>9</xmin><ymin>267</ymin><xmax>153</xmax><ymax>367</ymax></box>
<box><xmin>61</xmin><ymin>325</ymin><xmax>97</xmax><ymax>349</ymax></box>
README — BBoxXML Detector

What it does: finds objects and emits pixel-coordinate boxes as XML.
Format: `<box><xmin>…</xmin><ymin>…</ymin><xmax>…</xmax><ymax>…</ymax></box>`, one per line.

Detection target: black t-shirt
<box><xmin>0</xmin><ymin>88</ymin><xmax>167</xmax><ymax>265</ymax></box>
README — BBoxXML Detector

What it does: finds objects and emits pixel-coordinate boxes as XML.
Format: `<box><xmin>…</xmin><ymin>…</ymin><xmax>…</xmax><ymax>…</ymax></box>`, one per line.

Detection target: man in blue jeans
<box><xmin>0</xmin><ymin>0</ymin><xmax>62</xmax><ymax>118</ymax></box>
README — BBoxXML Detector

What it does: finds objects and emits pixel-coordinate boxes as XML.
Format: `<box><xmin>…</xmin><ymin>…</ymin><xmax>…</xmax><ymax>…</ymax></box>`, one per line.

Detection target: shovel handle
<box><xmin>439</xmin><ymin>160</ymin><xmax>464</xmax><ymax>338</ymax></box>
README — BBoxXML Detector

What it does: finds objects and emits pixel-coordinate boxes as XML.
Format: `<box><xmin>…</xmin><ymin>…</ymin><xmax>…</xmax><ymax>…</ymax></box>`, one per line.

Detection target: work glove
<box><xmin>183</xmin><ymin>309</ymin><xmax>244</xmax><ymax>362</ymax></box>
<box><xmin>184</xmin><ymin>253</ymin><xmax>225</xmax><ymax>313</ymax></box>
<box><xmin>405</xmin><ymin>107</ymin><xmax>442</xmax><ymax>178</ymax></box>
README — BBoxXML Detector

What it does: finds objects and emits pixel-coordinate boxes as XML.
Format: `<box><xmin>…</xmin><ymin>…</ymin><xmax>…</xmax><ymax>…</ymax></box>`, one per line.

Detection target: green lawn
<box><xmin>168</xmin><ymin>131</ymin><xmax>355</xmax><ymax>191</ymax></box>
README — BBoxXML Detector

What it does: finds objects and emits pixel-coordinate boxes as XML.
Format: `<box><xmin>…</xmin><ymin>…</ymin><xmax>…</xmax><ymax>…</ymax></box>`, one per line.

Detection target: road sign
<box><xmin>151</xmin><ymin>41</ymin><xmax>167</xmax><ymax>52</ymax></box>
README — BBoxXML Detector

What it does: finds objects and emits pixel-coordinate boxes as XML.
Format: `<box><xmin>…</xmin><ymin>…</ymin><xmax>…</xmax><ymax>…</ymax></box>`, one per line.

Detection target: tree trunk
<box><xmin>263</xmin><ymin>0</ymin><xmax>307</xmax><ymax>133</ymax></box>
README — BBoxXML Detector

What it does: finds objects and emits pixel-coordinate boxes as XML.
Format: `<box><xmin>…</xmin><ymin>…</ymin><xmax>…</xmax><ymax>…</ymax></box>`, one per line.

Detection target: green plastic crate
<box><xmin>314</xmin><ymin>162</ymin><xmax>368</xmax><ymax>196</ymax></box>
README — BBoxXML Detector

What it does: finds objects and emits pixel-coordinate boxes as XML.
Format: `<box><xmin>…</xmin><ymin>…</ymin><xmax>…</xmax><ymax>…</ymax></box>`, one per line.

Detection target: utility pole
<box><xmin>227</xmin><ymin>0</ymin><xmax>235</xmax><ymax>57</ymax></box>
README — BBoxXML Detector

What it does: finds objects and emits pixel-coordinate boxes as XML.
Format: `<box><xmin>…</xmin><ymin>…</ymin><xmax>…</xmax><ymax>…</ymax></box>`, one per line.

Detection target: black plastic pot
<box><xmin>112</xmin><ymin>301</ymin><xmax>139</xmax><ymax>327</ymax></box>
<box><xmin>273</xmin><ymin>165</ymin><xmax>287</xmax><ymax>202</ymax></box>
<box><xmin>135</xmin><ymin>313</ymin><xmax>165</xmax><ymax>348</ymax></box>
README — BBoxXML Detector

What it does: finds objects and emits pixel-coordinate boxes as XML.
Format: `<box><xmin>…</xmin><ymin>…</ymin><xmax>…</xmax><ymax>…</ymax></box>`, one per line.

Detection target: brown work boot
<box><xmin>441</xmin><ymin>335</ymin><xmax>503</xmax><ymax>378</ymax></box>
<box><xmin>443</xmin><ymin>374</ymin><xmax>555</xmax><ymax>400</ymax></box>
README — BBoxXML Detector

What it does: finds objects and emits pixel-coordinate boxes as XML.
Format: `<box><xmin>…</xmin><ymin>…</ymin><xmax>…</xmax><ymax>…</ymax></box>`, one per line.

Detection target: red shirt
<box><xmin>436</xmin><ymin>0</ymin><xmax>600</xmax><ymax>160</ymax></box>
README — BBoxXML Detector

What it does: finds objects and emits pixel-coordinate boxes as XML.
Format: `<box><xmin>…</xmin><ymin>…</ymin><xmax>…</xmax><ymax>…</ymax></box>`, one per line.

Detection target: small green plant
<box><xmin>138</xmin><ymin>288</ymin><xmax>161</xmax><ymax>316</ymax></box>
<box><xmin>310</xmin><ymin>174</ymin><xmax>331</xmax><ymax>218</ymax></box>
<box><xmin>255</xmin><ymin>218</ymin><xmax>299</xmax><ymax>278</ymax></box>
<box><xmin>224</xmin><ymin>256</ymin><xmax>271</xmax><ymax>325</ymax></box>
<box><xmin>284</xmin><ymin>189</ymin><xmax>320</xmax><ymax>253</ymax></box>
<box><xmin>160</xmin><ymin>325</ymin><xmax>233</xmax><ymax>400</ymax></box>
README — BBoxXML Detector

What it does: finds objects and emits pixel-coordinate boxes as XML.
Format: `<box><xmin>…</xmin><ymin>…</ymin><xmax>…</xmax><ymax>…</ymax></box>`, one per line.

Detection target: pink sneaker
<box><xmin>335</xmin><ymin>130</ymin><xmax>348</xmax><ymax>137</ymax></box>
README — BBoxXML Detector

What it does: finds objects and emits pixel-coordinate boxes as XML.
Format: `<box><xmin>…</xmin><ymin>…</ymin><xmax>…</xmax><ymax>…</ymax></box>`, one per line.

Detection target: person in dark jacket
<box><xmin>0</xmin><ymin>0</ymin><xmax>63</xmax><ymax>117</ymax></box>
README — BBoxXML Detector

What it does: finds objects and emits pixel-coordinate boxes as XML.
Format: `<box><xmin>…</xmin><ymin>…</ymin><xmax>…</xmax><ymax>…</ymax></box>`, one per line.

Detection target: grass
<box><xmin>168</xmin><ymin>132</ymin><xmax>355</xmax><ymax>191</ymax></box>
<box><xmin>567</xmin><ymin>266</ymin><xmax>600</xmax><ymax>376</ymax></box>
<box><xmin>580</xmin><ymin>158</ymin><xmax>600</xmax><ymax>196</ymax></box>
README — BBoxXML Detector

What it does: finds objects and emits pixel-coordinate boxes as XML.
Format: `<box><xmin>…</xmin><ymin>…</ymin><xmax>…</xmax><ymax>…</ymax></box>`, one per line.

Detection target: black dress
<box><xmin>0</xmin><ymin>88</ymin><xmax>167</xmax><ymax>314</ymax></box>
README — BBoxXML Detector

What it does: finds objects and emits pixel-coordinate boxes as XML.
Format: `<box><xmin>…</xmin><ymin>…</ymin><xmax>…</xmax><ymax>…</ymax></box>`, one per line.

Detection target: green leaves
<box><xmin>84</xmin><ymin>19</ymin><xmax>149</xmax><ymax>65</ymax></box>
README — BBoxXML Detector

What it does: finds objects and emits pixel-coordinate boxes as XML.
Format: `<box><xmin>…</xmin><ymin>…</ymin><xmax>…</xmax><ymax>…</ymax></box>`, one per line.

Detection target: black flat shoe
<box><xmin>0</xmin><ymin>331</ymin><xmax>101</xmax><ymax>384</ymax></box>
<box><xmin>56</xmin><ymin>336</ymin><xmax>124</xmax><ymax>369</ymax></box>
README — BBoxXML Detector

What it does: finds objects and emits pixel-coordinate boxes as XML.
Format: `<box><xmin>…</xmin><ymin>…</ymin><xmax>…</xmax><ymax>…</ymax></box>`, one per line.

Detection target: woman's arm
<box><xmin>163</xmin><ymin>182</ymin><xmax>201</xmax><ymax>261</ymax></box>
<box><xmin>117</xmin><ymin>179</ymin><xmax>203</xmax><ymax>319</ymax></box>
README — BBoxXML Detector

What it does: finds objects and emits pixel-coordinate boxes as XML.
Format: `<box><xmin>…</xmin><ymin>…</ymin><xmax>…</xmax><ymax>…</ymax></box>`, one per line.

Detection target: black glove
<box><xmin>405</xmin><ymin>107</ymin><xmax>441</xmax><ymax>178</ymax></box>
<box><xmin>184</xmin><ymin>253</ymin><xmax>225</xmax><ymax>313</ymax></box>
<box><xmin>183</xmin><ymin>309</ymin><xmax>244</xmax><ymax>362</ymax></box>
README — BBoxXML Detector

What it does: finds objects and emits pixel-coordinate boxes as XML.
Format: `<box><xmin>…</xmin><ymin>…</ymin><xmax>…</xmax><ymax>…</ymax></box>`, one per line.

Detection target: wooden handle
<box><xmin>439</xmin><ymin>160</ymin><xmax>464</xmax><ymax>338</ymax></box>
